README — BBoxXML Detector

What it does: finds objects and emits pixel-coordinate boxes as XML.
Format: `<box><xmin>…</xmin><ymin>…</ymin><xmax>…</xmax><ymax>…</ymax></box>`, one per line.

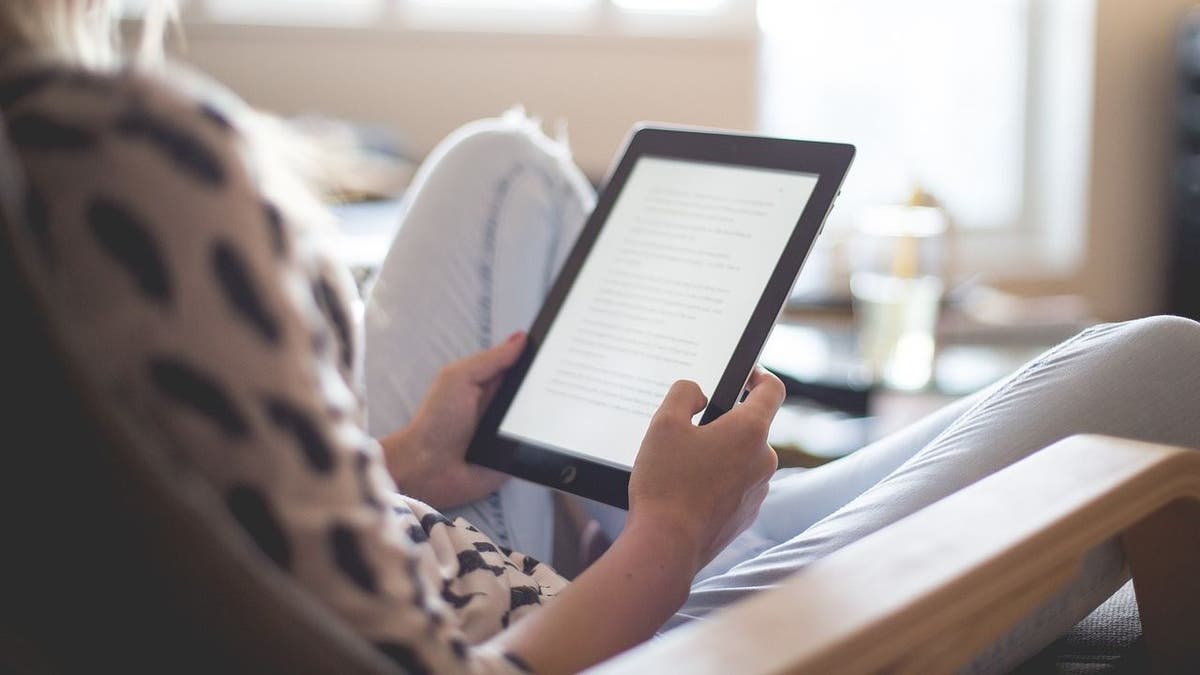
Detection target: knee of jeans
<box><xmin>1111</xmin><ymin>315</ymin><xmax>1200</xmax><ymax>356</ymax></box>
<box><xmin>427</xmin><ymin>108</ymin><xmax>593</xmax><ymax>209</ymax></box>
<box><xmin>1079</xmin><ymin>315</ymin><xmax>1200</xmax><ymax>384</ymax></box>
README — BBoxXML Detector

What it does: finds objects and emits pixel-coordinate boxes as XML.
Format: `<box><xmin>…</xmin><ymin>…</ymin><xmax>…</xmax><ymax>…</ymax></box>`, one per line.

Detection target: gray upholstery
<box><xmin>1024</xmin><ymin>581</ymin><xmax>1148</xmax><ymax>674</ymax></box>
<box><xmin>1058</xmin><ymin>582</ymin><xmax>1145</xmax><ymax>662</ymax></box>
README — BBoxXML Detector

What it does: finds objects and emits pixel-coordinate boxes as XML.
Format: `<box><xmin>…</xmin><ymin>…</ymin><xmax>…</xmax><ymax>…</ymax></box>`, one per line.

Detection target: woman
<box><xmin>2</xmin><ymin>2</ymin><xmax>1197</xmax><ymax>673</ymax></box>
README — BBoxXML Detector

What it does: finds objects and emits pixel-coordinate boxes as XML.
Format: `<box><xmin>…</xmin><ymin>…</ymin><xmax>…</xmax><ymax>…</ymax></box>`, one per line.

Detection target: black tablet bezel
<box><xmin>466</xmin><ymin>126</ymin><xmax>854</xmax><ymax>509</ymax></box>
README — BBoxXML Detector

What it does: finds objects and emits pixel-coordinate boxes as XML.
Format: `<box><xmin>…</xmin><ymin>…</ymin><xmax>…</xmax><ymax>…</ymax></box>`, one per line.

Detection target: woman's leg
<box><xmin>695</xmin><ymin>386</ymin><xmax>991</xmax><ymax>582</ymax></box>
<box><xmin>363</xmin><ymin>109</ymin><xmax>595</xmax><ymax>563</ymax></box>
<box><xmin>673</xmin><ymin>316</ymin><xmax>1200</xmax><ymax>671</ymax></box>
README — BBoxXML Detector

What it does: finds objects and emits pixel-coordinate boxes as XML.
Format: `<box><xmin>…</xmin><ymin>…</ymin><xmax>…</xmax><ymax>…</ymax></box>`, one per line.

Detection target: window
<box><xmin>760</xmin><ymin>0</ymin><xmax>1095</xmax><ymax>284</ymax></box>
<box><xmin>400</xmin><ymin>0</ymin><xmax>599</xmax><ymax>32</ymax></box>
<box><xmin>186</xmin><ymin>0</ymin><xmax>753</xmax><ymax>34</ymax></box>
<box><xmin>203</xmin><ymin>0</ymin><xmax>382</xmax><ymax>25</ymax></box>
<box><xmin>612</xmin><ymin>0</ymin><xmax>730</xmax><ymax>13</ymax></box>
<box><xmin>759</xmin><ymin>0</ymin><xmax>1030</xmax><ymax>233</ymax></box>
<box><xmin>409</xmin><ymin>0</ymin><xmax>595</xmax><ymax>7</ymax></box>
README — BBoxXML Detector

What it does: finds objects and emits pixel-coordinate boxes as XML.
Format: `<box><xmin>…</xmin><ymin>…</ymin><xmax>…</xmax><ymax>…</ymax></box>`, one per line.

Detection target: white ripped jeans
<box><xmin>364</xmin><ymin>111</ymin><xmax>1200</xmax><ymax>673</ymax></box>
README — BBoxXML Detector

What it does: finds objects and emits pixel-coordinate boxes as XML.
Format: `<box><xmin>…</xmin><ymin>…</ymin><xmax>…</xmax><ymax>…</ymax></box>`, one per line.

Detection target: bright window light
<box><xmin>403</xmin><ymin>0</ymin><xmax>599</xmax><ymax>32</ymax></box>
<box><xmin>612</xmin><ymin>0</ymin><xmax>728</xmax><ymax>14</ymax></box>
<box><xmin>193</xmin><ymin>0</ymin><xmax>746</xmax><ymax>27</ymax></box>
<box><xmin>408</xmin><ymin>0</ymin><xmax>596</xmax><ymax>9</ymax></box>
<box><xmin>205</xmin><ymin>0</ymin><xmax>382</xmax><ymax>25</ymax></box>
<box><xmin>758</xmin><ymin>0</ymin><xmax>1030</xmax><ymax>231</ymax></box>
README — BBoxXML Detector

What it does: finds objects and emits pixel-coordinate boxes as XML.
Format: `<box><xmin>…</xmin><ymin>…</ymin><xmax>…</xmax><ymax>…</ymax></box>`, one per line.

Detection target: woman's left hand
<box><xmin>380</xmin><ymin>332</ymin><xmax>526</xmax><ymax>509</ymax></box>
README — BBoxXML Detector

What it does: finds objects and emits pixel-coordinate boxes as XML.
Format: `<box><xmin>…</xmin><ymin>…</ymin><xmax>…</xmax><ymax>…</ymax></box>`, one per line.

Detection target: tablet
<box><xmin>466</xmin><ymin>126</ymin><xmax>854</xmax><ymax>508</ymax></box>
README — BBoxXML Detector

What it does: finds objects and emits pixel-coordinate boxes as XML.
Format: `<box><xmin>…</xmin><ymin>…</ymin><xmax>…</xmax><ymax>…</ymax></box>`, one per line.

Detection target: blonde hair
<box><xmin>0</xmin><ymin>0</ymin><xmax>175</xmax><ymax>69</ymax></box>
<box><xmin>0</xmin><ymin>0</ymin><xmax>338</xmax><ymax>230</ymax></box>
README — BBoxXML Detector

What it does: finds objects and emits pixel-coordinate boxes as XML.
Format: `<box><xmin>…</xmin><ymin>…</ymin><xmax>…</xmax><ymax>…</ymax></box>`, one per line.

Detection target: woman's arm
<box><xmin>488</xmin><ymin>372</ymin><xmax>785</xmax><ymax>674</ymax></box>
<box><xmin>489</xmin><ymin>517</ymin><xmax>697</xmax><ymax>673</ymax></box>
<box><xmin>382</xmin><ymin>346</ymin><xmax>783</xmax><ymax>671</ymax></box>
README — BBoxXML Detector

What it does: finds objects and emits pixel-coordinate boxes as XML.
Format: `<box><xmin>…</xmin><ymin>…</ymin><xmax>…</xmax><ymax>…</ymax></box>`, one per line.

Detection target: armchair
<box><xmin>592</xmin><ymin>435</ymin><xmax>1200</xmax><ymax>674</ymax></box>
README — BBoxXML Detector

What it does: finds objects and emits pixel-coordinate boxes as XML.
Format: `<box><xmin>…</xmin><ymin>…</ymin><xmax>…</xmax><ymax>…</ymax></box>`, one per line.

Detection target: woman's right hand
<box><xmin>628</xmin><ymin>368</ymin><xmax>786</xmax><ymax>575</ymax></box>
<box><xmin>489</xmin><ymin>368</ymin><xmax>785</xmax><ymax>674</ymax></box>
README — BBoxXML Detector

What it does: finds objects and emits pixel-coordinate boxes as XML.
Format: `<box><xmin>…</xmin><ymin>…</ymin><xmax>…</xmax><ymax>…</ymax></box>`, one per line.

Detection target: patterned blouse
<box><xmin>0</xmin><ymin>53</ymin><xmax>567</xmax><ymax>674</ymax></box>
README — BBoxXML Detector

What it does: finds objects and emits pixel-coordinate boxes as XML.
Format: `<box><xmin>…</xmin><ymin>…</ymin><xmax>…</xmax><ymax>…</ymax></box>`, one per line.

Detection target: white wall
<box><xmin>950</xmin><ymin>0</ymin><xmax>1191</xmax><ymax>320</ymax></box>
<box><xmin>1075</xmin><ymin>0</ymin><xmax>1194</xmax><ymax>319</ymax></box>
<box><xmin>174</xmin><ymin>23</ymin><xmax>756</xmax><ymax>180</ymax></box>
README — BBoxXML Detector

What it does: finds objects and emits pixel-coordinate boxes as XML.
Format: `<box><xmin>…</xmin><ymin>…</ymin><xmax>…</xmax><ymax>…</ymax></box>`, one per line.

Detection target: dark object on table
<box><xmin>766</xmin><ymin>365</ymin><xmax>872</xmax><ymax>417</ymax></box>
<box><xmin>1169</xmin><ymin>9</ymin><xmax>1200</xmax><ymax>321</ymax></box>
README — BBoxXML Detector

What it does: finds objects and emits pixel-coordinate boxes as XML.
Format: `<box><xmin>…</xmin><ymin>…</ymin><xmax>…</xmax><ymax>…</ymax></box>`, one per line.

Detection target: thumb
<box><xmin>737</xmin><ymin>367</ymin><xmax>786</xmax><ymax>424</ymax></box>
<box><xmin>655</xmin><ymin>380</ymin><xmax>708</xmax><ymax>422</ymax></box>
<box><xmin>457</xmin><ymin>331</ymin><xmax>527</xmax><ymax>382</ymax></box>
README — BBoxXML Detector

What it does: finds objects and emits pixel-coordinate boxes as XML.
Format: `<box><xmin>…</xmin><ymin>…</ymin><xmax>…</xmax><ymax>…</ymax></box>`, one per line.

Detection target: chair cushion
<box><xmin>1019</xmin><ymin>581</ymin><xmax>1149</xmax><ymax>674</ymax></box>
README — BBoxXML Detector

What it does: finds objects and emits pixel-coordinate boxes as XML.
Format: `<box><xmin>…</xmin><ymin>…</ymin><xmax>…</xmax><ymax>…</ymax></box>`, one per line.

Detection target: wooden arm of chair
<box><xmin>589</xmin><ymin>435</ymin><xmax>1200</xmax><ymax>675</ymax></box>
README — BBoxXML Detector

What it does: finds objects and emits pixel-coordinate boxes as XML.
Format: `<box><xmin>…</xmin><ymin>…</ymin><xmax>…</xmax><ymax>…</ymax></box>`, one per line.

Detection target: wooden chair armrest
<box><xmin>589</xmin><ymin>435</ymin><xmax>1200</xmax><ymax>674</ymax></box>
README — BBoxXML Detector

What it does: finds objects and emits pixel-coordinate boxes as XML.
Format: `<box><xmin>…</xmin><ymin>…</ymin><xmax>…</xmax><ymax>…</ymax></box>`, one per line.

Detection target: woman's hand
<box><xmin>488</xmin><ymin>367</ymin><xmax>785</xmax><ymax>675</ymax></box>
<box><xmin>628</xmin><ymin>368</ymin><xmax>785</xmax><ymax>575</ymax></box>
<box><xmin>380</xmin><ymin>332</ymin><xmax>526</xmax><ymax>509</ymax></box>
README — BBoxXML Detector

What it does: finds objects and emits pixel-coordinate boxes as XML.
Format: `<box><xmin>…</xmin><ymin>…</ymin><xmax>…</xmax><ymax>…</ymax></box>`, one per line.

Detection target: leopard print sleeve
<box><xmin>0</xmin><ymin>57</ymin><xmax>564</xmax><ymax>674</ymax></box>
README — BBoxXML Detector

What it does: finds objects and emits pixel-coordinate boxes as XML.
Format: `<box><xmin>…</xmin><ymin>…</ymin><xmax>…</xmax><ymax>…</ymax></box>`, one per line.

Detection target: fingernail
<box><xmin>507</xmin><ymin>331</ymin><xmax>524</xmax><ymax>342</ymax></box>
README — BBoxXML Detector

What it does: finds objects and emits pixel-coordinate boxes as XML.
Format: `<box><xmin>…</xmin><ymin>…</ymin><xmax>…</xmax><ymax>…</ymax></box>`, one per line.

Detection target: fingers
<box><xmin>739</xmin><ymin>367</ymin><xmax>786</xmax><ymax>423</ymax></box>
<box><xmin>453</xmin><ymin>331</ymin><xmax>526</xmax><ymax>383</ymax></box>
<box><xmin>656</xmin><ymin>380</ymin><xmax>708</xmax><ymax>421</ymax></box>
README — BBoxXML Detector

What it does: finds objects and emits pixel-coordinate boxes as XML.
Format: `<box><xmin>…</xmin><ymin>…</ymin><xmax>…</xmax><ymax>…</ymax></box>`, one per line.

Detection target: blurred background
<box><xmin>143</xmin><ymin>0</ymin><xmax>1200</xmax><ymax>462</ymax></box>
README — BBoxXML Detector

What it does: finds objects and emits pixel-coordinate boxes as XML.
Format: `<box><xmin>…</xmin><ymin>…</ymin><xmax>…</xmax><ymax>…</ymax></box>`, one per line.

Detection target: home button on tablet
<box><xmin>559</xmin><ymin>465</ymin><xmax>578</xmax><ymax>485</ymax></box>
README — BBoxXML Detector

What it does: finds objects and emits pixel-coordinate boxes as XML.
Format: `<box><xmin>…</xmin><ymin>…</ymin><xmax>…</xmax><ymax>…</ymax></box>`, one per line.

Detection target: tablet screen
<box><xmin>498</xmin><ymin>156</ymin><xmax>819</xmax><ymax>469</ymax></box>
